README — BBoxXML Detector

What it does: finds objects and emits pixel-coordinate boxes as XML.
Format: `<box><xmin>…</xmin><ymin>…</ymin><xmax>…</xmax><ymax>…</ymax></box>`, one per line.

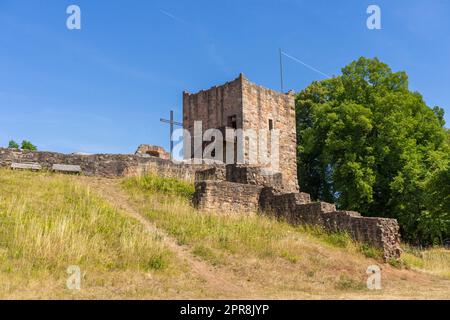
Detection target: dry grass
<box><xmin>122</xmin><ymin>175</ymin><xmax>381</xmax><ymax>263</ymax></box>
<box><xmin>402</xmin><ymin>247</ymin><xmax>450</xmax><ymax>279</ymax></box>
<box><xmin>122</xmin><ymin>174</ymin><xmax>450</xmax><ymax>299</ymax></box>
<box><xmin>0</xmin><ymin>169</ymin><xmax>199</xmax><ymax>299</ymax></box>
<box><xmin>0</xmin><ymin>169</ymin><xmax>449</xmax><ymax>299</ymax></box>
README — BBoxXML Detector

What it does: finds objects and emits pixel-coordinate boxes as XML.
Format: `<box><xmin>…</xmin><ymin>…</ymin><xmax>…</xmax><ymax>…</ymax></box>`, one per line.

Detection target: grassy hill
<box><xmin>0</xmin><ymin>169</ymin><xmax>448</xmax><ymax>299</ymax></box>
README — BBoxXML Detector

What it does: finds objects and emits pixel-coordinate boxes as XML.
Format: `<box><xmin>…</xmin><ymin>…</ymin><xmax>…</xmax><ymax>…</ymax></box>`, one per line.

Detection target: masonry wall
<box><xmin>0</xmin><ymin>148</ymin><xmax>205</xmax><ymax>181</ymax></box>
<box><xmin>242</xmin><ymin>77</ymin><xmax>299</xmax><ymax>192</ymax></box>
<box><xmin>182</xmin><ymin>75</ymin><xmax>299</xmax><ymax>192</ymax></box>
<box><xmin>193</xmin><ymin>181</ymin><xmax>262</xmax><ymax>213</ymax></box>
<box><xmin>259</xmin><ymin>187</ymin><xmax>402</xmax><ymax>261</ymax></box>
<box><xmin>183</xmin><ymin>75</ymin><xmax>244</xmax><ymax>159</ymax></box>
<box><xmin>183</xmin><ymin>76</ymin><xmax>243</xmax><ymax>131</ymax></box>
<box><xmin>135</xmin><ymin>144</ymin><xmax>170</xmax><ymax>160</ymax></box>
<box><xmin>194</xmin><ymin>168</ymin><xmax>402</xmax><ymax>261</ymax></box>
<box><xmin>320</xmin><ymin>212</ymin><xmax>402</xmax><ymax>260</ymax></box>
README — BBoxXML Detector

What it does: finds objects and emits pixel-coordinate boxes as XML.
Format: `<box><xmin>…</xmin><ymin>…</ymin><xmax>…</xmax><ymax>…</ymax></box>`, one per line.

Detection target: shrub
<box><xmin>7</xmin><ymin>140</ymin><xmax>19</xmax><ymax>149</ymax></box>
<box><xmin>21</xmin><ymin>140</ymin><xmax>37</xmax><ymax>151</ymax></box>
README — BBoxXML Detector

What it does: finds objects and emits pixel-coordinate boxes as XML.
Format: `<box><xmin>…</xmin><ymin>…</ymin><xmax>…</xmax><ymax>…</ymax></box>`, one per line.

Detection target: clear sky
<box><xmin>1</xmin><ymin>0</ymin><xmax>449</xmax><ymax>154</ymax></box>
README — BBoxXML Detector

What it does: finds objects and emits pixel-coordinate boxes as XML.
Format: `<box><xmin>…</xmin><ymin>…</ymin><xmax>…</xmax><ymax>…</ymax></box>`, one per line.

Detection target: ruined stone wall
<box><xmin>183</xmin><ymin>75</ymin><xmax>244</xmax><ymax>158</ymax></box>
<box><xmin>225</xmin><ymin>164</ymin><xmax>284</xmax><ymax>189</ymax></box>
<box><xmin>135</xmin><ymin>144</ymin><xmax>170</xmax><ymax>160</ymax></box>
<box><xmin>320</xmin><ymin>212</ymin><xmax>401</xmax><ymax>261</ymax></box>
<box><xmin>194</xmin><ymin>165</ymin><xmax>284</xmax><ymax>190</ymax></box>
<box><xmin>183</xmin><ymin>75</ymin><xmax>244</xmax><ymax>131</ymax></box>
<box><xmin>259</xmin><ymin>187</ymin><xmax>401</xmax><ymax>261</ymax></box>
<box><xmin>0</xmin><ymin>148</ymin><xmax>205</xmax><ymax>181</ymax></box>
<box><xmin>241</xmin><ymin>77</ymin><xmax>299</xmax><ymax>192</ymax></box>
<box><xmin>182</xmin><ymin>75</ymin><xmax>299</xmax><ymax>192</ymax></box>
<box><xmin>259</xmin><ymin>187</ymin><xmax>312</xmax><ymax>215</ymax></box>
<box><xmin>193</xmin><ymin>181</ymin><xmax>262</xmax><ymax>214</ymax></box>
<box><xmin>194</xmin><ymin>166</ymin><xmax>226</xmax><ymax>182</ymax></box>
<box><xmin>194</xmin><ymin>166</ymin><xmax>402</xmax><ymax>261</ymax></box>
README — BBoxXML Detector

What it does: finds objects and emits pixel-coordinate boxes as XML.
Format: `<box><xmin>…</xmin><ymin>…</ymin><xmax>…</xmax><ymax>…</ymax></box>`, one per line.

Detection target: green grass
<box><xmin>1</xmin><ymin>170</ymin><xmax>449</xmax><ymax>299</ymax></box>
<box><xmin>192</xmin><ymin>245</ymin><xmax>222</xmax><ymax>266</ymax></box>
<box><xmin>335</xmin><ymin>275</ymin><xmax>366</xmax><ymax>291</ymax></box>
<box><xmin>0</xmin><ymin>170</ymin><xmax>173</xmax><ymax>278</ymax></box>
<box><xmin>122</xmin><ymin>174</ymin><xmax>384</xmax><ymax>265</ymax></box>
<box><xmin>401</xmin><ymin>246</ymin><xmax>450</xmax><ymax>278</ymax></box>
<box><xmin>324</xmin><ymin>232</ymin><xmax>353</xmax><ymax>248</ymax></box>
<box><xmin>360</xmin><ymin>243</ymin><xmax>383</xmax><ymax>260</ymax></box>
<box><xmin>122</xmin><ymin>174</ymin><xmax>195</xmax><ymax>200</ymax></box>
<box><xmin>123</xmin><ymin>176</ymin><xmax>305</xmax><ymax>263</ymax></box>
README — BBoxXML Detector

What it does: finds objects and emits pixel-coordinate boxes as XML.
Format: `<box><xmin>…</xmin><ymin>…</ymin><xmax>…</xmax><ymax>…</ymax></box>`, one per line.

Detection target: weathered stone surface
<box><xmin>193</xmin><ymin>181</ymin><xmax>262</xmax><ymax>214</ymax></box>
<box><xmin>195</xmin><ymin>164</ymin><xmax>284</xmax><ymax>189</ymax></box>
<box><xmin>195</xmin><ymin>166</ymin><xmax>226</xmax><ymax>182</ymax></box>
<box><xmin>320</xmin><ymin>212</ymin><xmax>402</xmax><ymax>261</ymax></box>
<box><xmin>241</xmin><ymin>76</ymin><xmax>298</xmax><ymax>192</ymax></box>
<box><xmin>183</xmin><ymin>74</ymin><xmax>299</xmax><ymax>192</ymax></box>
<box><xmin>52</xmin><ymin>164</ymin><xmax>82</xmax><ymax>173</ymax></box>
<box><xmin>135</xmin><ymin>144</ymin><xmax>170</xmax><ymax>160</ymax></box>
<box><xmin>259</xmin><ymin>186</ymin><xmax>311</xmax><ymax>213</ymax></box>
<box><xmin>225</xmin><ymin>164</ymin><xmax>284</xmax><ymax>189</ymax></box>
<box><xmin>0</xmin><ymin>148</ymin><xmax>201</xmax><ymax>181</ymax></box>
<box><xmin>193</xmin><ymin>164</ymin><xmax>402</xmax><ymax>261</ymax></box>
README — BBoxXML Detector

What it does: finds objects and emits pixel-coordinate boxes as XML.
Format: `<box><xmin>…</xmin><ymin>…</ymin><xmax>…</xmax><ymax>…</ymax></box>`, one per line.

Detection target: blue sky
<box><xmin>1</xmin><ymin>0</ymin><xmax>449</xmax><ymax>154</ymax></box>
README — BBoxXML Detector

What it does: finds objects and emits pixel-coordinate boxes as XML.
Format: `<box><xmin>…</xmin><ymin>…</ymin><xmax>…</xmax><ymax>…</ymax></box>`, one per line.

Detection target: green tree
<box><xmin>420</xmin><ymin>167</ymin><xmax>450</xmax><ymax>244</ymax></box>
<box><xmin>433</xmin><ymin>106</ymin><xmax>446</xmax><ymax>127</ymax></box>
<box><xmin>296</xmin><ymin>57</ymin><xmax>449</xmax><ymax>244</ymax></box>
<box><xmin>21</xmin><ymin>140</ymin><xmax>37</xmax><ymax>151</ymax></box>
<box><xmin>8</xmin><ymin>140</ymin><xmax>19</xmax><ymax>149</ymax></box>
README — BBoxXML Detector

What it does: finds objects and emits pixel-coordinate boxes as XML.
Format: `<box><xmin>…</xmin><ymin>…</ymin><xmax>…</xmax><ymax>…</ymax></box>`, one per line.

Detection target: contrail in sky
<box><xmin>281</xmin><ymin>50</ymin><xmax>331</xmax><ymax>78</ymax></box>
<box><xmin>160</xmin><ymin>9</ymin><xmax>187</xmax><ymax>24</ymax></box>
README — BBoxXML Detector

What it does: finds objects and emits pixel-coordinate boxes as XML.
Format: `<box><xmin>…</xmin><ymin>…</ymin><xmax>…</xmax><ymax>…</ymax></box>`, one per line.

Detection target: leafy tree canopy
<box><xmin>8</xmin><ymin>140</ymin><xmax>19</xmax><ymax>149</ymax></box>
<box><xmin>21</xmin><ymin>140</ymin><xmax>37</xmax><ymax>151</ymax></box>
<box><xmin>296</xmin><ymin>57</ymin><xmax>449</xmax><ymax>245</ymax></box>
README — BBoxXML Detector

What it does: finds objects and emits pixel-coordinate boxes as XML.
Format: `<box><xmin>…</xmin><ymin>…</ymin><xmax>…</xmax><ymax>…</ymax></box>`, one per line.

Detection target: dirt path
<box><xmin>82</xmin><ymin>177</ymin><xmax>251</xmax><ymax>298</ymax></box>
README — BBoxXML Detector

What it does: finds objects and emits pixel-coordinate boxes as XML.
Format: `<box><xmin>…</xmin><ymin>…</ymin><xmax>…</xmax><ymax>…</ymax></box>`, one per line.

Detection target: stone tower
<box><xmin>183</xmin><ymin>74</ymin><xmax>299</xmax><ymax>191</ymax></box>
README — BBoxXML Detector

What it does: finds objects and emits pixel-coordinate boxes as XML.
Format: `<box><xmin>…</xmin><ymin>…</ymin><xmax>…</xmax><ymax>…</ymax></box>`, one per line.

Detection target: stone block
<box><xmin>193</xmin><ymin>181</ymin><xmax>262</xmax><ymax>214</ymax></box>
<box><xmin>52</xmin><ymin>164</ymin><xmax>82</xmax><ymax>173</ymax></box>
<box><xmin>195</xmin><ymin>166</ymin><xmax>226</xmax><ymax>181</ymax></box>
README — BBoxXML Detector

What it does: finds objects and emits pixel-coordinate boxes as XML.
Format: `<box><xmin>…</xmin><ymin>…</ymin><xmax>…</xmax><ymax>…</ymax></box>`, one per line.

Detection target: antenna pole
<box><xmin>279</xmin><ymin>48</ymin><xmax>284</xmax><ymax>93</ymax></box>
<box><xmin>170</xmin><ymin>110</ymin><xmax>174</xmax><ymax>160</ymax></box>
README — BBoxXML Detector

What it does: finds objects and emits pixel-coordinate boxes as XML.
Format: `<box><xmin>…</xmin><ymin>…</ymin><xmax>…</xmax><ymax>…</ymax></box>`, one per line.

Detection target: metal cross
<box><xmin>160</xmin><ymin>110</ymin><xmax>183</xmax><ymax>160</ymax></box>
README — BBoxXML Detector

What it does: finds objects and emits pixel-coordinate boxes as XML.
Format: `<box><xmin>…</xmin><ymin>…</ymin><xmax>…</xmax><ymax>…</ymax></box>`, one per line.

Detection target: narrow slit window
<box><xmin>228</xmin><ymin>115</ymin><xmax>237</xmax><ymax>129</ymax></box>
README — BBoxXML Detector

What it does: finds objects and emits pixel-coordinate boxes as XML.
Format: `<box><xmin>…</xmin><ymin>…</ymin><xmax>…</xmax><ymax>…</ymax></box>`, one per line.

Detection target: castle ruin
<box><xmin>183</xmin><ymin>74</ymin><xmax>298</xmax><ymax>192</ymax></box>
<box><xmin>186</xmin><ymin>75</ymin><xmax>402</xmax><ymax>261</ymax></box>
<box><xmin>0</xmin><ymin>74</ymin><xmax>402</xmax><ymax>261</ymax></box>
<box><xmin>135</xmin><ymin>144</ymin><xmax>170</xmax><ymax>160</ymax></box>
